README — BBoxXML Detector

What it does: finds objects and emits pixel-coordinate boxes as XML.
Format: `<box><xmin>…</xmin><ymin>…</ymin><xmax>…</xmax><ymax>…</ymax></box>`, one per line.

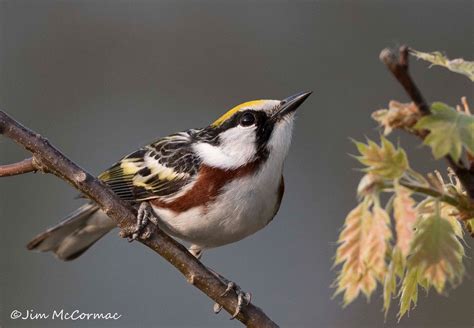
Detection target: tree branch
<box><xmin>379</xmin><ymin>45</ymin><xmax>474</xmax><ymax>202</ymax></box>
<box><xmin>0</xmin><ymin>110</ymin><xmax>278</xmax><ymax>328</ymax></box>
<box><xmin>380</xmin><ymin>180</ymin><xmax>474</xmax><ymax>218</ymax></box>
<box><xmin>379</xmin><ymin>46</ymin><xmax>430</xmax><ymax>115</ymax></box>
<box><xmin>0</xmin><ymin>157</ymin><xmax>40</xmax><ymax>176</ymax></box>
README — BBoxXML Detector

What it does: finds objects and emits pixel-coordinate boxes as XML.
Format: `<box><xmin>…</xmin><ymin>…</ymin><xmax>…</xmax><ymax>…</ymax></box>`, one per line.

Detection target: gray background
<box><xmin>1</xmin><ymin>1</ymin><xmax>473</xmax><ymax>327</ymax></box>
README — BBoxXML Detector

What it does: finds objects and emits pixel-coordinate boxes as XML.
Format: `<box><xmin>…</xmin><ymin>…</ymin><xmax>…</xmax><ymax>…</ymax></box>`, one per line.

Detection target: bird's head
<box><xmin>193</xmin><ymin>91</ymin><xmax>311</xmax><ymax>170</ymax></box>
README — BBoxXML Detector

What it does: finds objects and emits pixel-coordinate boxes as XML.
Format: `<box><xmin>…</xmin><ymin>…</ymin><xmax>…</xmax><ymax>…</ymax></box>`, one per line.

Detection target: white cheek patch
<box><xmin>268</xmin><ymin>114</ymin><xmax>295</xmax><ymax>163</ymax></box>
<box><xmin>193</xmin><ymin>126</ymin><xmax>257</xmax><ymax>169</ymax></box>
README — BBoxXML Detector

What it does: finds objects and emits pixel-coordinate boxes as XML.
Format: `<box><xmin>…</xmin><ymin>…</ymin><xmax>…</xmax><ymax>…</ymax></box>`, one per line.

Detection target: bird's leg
<box><xmin>121</xmin><ymin>202</ymin><xmax>158</xmax><ymax>241</ymax></box>
<box><xmin>187</xmin><ymin>247</ymin><xmax>251</xmax><ymax>319</ymax></box>
<box><xmin>210</xmin><ymin>269</ymin><xmax>252</xmax><ymax>319</ymax></box>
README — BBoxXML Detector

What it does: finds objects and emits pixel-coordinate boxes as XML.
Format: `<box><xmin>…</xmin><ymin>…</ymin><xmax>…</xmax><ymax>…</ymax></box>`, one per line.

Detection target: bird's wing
<box><xmin>98</xmin><ymin>131</ymin><xmax>202</xmax><ymax>202</ymax></box>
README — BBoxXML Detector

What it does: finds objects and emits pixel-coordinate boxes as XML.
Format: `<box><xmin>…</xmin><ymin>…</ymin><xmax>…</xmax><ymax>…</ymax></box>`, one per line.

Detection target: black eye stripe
<box><xmin>215</xmin><ymin>110</ymin><xmax>261</xmax><ymax>130</ymax></box>
<box><xmin>201</xmin><ymin>109</ymin><xmax>274</xmax><ymax>151</ymax></box>
<box><xmin>238</xmin><ymin>110</ymin><xmax>275</xmax><ymax>154</ymax></box>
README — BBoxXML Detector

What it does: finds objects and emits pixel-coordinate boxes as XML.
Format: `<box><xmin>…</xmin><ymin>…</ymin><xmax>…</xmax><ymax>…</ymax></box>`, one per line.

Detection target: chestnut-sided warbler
<box><xmin>28</xmin><ymin>91</ymin><xmax>311</xmax><ymax>287</ymax></box>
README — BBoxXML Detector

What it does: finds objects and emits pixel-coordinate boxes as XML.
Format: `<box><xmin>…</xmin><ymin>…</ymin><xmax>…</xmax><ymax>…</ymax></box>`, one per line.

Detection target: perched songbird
<box><xmin>27</xmin><ymin>91</ymin><xmax>311</xmax><ymax>314</ymax></box>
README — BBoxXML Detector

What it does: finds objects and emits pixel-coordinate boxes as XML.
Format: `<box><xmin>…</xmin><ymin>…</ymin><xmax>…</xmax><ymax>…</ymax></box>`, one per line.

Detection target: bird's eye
<box><xmin>240</xmin><ymin>112</ymin><xmax>256</xmax><ymax>127</ymax></box>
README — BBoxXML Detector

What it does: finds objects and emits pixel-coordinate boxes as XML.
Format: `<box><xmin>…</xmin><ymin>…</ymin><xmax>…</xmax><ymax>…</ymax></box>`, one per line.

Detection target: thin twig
<box><xmin>384</xmin><ymin>181</ymin><xmax>474</xmax><ymax>218</ymax></box>
<box><xmin>379</xmin><ymin>46</ymin><xmax>430</xmax><ymax>115</ymax></box>
<box><xmin>380</xmin><ymin>46</ymin><xmax>474</xmax><ymax>202</ymax></box>
<box><xmin>0</xmin><ymin>110</ymin><xmax>278</xmax><ymax>328</ymax></box>
<box><xmin>376</xmin><ymin>173</ymin><xmax>474</xmax><ymax>217</ymax></box>
<box><xmin>0</xmin><ymin>158</ymin><xmax>39</xmax><ymax>176</ymax></box>
<box><xmin>400</xmin><ymin>182</ymin><xmax>458</xmax><ymax>207</ymax></box>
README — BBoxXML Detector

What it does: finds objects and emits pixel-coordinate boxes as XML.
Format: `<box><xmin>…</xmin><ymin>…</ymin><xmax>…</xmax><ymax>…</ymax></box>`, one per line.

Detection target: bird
<box><xmin>27</xmin><ymin>91</ymin><xmax>311</xmax><ymax>316</ymax></box>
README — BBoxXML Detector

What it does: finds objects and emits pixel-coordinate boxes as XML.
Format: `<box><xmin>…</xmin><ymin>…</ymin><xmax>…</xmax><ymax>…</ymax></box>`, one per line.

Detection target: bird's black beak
<box><xmin>274</xmin><ymin>91</ymin><xmax>312</xmax><ymax>119</ymax></box>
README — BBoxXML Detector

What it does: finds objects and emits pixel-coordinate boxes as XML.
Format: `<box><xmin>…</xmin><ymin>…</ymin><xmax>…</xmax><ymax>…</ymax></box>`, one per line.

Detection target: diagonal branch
<box><xmin>0</xmin><ymin>110</ymin><xmax>278</xmax><ymax>328</ymax></box>
<box><xmin>379</xmin><ymin>45</ymin><xmax>474</xmax><ymax>202</ymax></box>
<box><xmin>380</xmin><ymin>46</ymin><xmax>430</xmax><ymax>115</ymax></box>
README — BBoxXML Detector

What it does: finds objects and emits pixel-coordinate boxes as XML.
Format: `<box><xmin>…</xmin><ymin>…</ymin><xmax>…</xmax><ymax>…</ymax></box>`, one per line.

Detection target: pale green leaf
<box><xmin>410</xmin><ymin>49</ymin><xmax>474</xmax><ymax>81</ymax></box>
<box><xmin>392</xmin><ymin>247</ymin><xmax>406</xmax><ymax>278</ymax></box>
<box><xmin>415</xmin><ymin>102</ymin><xmax>474</xmax><ymax>161</ymax></box>
<box><xmin>383</xmin><ymin>248</ymin><xmax>404</xmax><ymax>317</ymax></box>
<box><xmin>398</xmin><ymin>268</ymin><xmax>419</xmax><ymax>320</ymax></box>
<box><xmin>383</xmin><ymin>259</ymin><xmax>397</xmax><ymax>317</ymax></box>
<box><xmin>398</xmin><ymin>210</ymin><xmax>465</xmax><ymax>320</ymax></box>
<box><xmin>354</xmin><ymin>136</ymin><xmax>409</xmax><ymax>179</ymax></box>
<box><xmin>408</xmin><ymin>213</ymin><xmax>465</xmax><ymax>294</ymax></box>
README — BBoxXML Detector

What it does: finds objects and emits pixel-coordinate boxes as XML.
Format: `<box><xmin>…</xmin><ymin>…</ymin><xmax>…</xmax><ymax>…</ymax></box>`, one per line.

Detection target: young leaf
<box><xmin>383</xmin><ymin>249</ymin><xmax>404</xmax><ymax>317</ymax></box>
<box><xmin>465</xmin><ymin>218</ymin><xmax>474</xmax><ymax>237</ymax></box>
<box><xmin>410</xmin><ymin>49</ymin><xmax>474</xmax><ymax>82</ymax></box>
<box><xmin>367</xmin><ymin>205</ymin><xmax>392</xmax><ymax>281</ymax></box>
<box><xmin>440</xmin><ymin>204</ymin><xmax>464</xmax><ymax>238</ymax></box>
<box><xmin>357</xmin><ymin>173</ymin><xmax>381</xmax><ymax>197</ymax></box>
<box><xmin>417</xmin><ymin>198</ymin><xmax>463</xmax><ymax>238</ymax></box>
<box><xmin>393</xmin><ymin>185</ymin><xmax>417</xmax><ymax>258</ymax></box>
<box><xmin>334</xmin><ymin>202</ymin><xmax>368</xmax><ymax>305</ymax></box>
<box><xmin>407</xmin><ymin>213</ymin><xmax>465</xmax><ymax>294</ymax></box>
<box><xmin>385</xmin><ymin>184</ymin><xmax>417</xmax><ymax>316</ymax></box>
<box><xmin>354</xmin><ymin>137</ymin><xmax>409</xmax><ymax>179</ymax></box>
<box><xmin>372</xmin><ymin>101</ymin><xmax>421</xmax><ymax>135</ymax></box>
<box><xmin>398</xmin><ymin>267</ymin><xmax>419</xmax><ymax>319</ymax></box>
<box><xmin>415</xmin><ymin>102</ymin><xmax>474</xmax><ymax>161</ymax></box>
<box><xmin>383</xmin><ymin>259</ymin><xmax>396</xmax><ymax>317</ymax></box>
<box><xmin>334</xmin><ymin>199</ymin><xmax>392</xmax><ymax>306</ymax></box>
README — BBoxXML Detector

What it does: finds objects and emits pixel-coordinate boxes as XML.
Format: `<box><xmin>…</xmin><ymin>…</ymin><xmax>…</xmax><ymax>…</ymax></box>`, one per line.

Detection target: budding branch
<box><xmin>0</xmin><ymin>110</ymin><xmax>278</xmax><ymax>328</ymax></box>
<box><xmin>380</xmin><ymin>45</ymin><xmax>474</xmax><ymax>202</ymax></box>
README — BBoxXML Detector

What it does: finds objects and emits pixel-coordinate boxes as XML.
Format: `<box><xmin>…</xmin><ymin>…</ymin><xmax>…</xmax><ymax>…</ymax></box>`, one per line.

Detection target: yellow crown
<box><xmin>211</xmin><ymin>100</ymin><xmax>265</xmax><ymax>127</ymax></box>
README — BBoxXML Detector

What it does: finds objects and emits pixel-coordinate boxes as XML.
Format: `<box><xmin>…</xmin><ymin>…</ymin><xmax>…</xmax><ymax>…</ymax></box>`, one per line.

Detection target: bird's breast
<box><xmin>150</xmin><ymin>158</ymin><xmax>285</xmax><ymax>248</ymax></box>
<box><xmin>150</xmin><ymin>161</ymin><xmax>262</xmax><ymax>212</ymax></box>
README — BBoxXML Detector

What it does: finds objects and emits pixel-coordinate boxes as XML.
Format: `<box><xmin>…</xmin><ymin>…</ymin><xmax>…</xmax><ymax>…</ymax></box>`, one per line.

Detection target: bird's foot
<box><xmin>120</xmin><ymin>202</ymin><xmax>158</xmax><ymax>241</ymax></box>
<box><xmin>213</xmin><ymin>279</ymin><xmax>251</xmax><ymax>319</ymax></box>
<box><xmin>188</xmin><ymin>245</ymin><xmax>203</xmax><ymax>260</ymax></box>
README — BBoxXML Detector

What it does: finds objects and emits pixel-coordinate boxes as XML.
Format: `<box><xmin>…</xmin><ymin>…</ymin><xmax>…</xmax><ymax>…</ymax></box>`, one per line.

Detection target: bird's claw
<box><xmin>120</xmin><ymin>202</ymin><xmax>157</xmax><ymax>241</ymax></box>
<box><xmin>213</xmin><ymin>302</ymin><xmax>223</xmax><ymax>314</ymax></box>
<box><xmin>214</xmin><ymin>281</ymin><xmax>251</xmax><ymax>319</ymax></box>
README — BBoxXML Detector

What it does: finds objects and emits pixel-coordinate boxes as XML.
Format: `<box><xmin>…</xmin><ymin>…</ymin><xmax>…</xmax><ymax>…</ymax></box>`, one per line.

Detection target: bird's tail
<box><xmin>27</xmin><ymin>203</ymin><xmax>116</xmax><ymax>261</ymax></box>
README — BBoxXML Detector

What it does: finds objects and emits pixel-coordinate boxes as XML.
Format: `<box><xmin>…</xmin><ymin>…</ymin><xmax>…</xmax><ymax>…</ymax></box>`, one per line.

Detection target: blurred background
<box><xmin>1</xmin><ymin>1</ymin><xmax>473</xmax><ymax>327</ymax></box>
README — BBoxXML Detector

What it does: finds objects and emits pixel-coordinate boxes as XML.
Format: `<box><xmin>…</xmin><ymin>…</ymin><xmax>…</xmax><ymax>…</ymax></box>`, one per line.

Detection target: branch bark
<box><xmin>379</xmin><ymin>45</ymin><xmax>474</xmax><ymax>202</ymax></box>
<box><xmin>0</xmin><ymin>157</ymin><xmax>39</xmax><ymax>176</ymax></box>
<box><xmin>380</xmin><ymin>46</ymin><xmax>430</xmax><ymax>116</ymax></box>
<box><xmin>0</xmin><ymin>110</ymin><xmax>278</xmax><ymax>328</ymax></box>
